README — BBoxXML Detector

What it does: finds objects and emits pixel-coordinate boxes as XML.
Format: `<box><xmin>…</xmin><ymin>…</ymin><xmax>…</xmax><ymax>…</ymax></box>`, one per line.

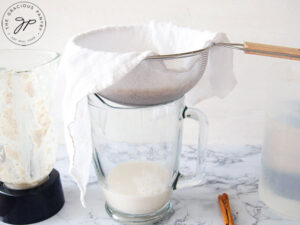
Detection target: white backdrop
<box><xmin>1</xmin><ymin>0</ymin><xmax>299</xmax><ymax>145</ymax></box>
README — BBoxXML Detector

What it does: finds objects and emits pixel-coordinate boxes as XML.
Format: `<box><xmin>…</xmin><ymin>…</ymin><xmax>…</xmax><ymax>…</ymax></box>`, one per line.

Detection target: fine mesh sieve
<box><xmin>97</xmin><ymin>41</ymin><xmax>300</xmax><ymax>107</ymax></box>
<box><xmin>98</xmin><ymin>46</ymin><xmax>210</xmax><ymax>106</ymax></box>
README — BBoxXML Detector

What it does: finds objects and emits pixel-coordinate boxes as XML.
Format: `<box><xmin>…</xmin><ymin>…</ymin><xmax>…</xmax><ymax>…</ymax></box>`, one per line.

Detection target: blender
<box><xmin>0</xmin><ymin>50</ymin><xmax>64</xmax><ymax>224</ymax></box>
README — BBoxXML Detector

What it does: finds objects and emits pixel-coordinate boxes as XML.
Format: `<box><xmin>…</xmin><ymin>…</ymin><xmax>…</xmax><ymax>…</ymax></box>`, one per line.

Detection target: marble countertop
<box><xmin>3</xmin><ymin>145</ymin><xmax>300</xmax><ymax>225</ymax></box>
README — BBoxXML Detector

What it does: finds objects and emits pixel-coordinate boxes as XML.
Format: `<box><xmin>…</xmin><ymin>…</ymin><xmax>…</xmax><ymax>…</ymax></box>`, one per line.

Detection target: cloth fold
<box><xmin>58</xmin><ymin>22</ymin><xmax>236</xmax><ymax>206</ymax></box>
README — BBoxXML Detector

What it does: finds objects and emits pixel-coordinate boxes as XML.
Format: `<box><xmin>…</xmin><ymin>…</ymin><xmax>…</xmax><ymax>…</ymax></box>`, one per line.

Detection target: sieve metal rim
<box><xmin>145</xmin><ymin>45</ymin><xmax>211</xmax><ymax>60</ymax></box>
<box><xmin>144</xmin><ymin>42</ymin><xmax>244</xmax><ymax>60</ymax></box>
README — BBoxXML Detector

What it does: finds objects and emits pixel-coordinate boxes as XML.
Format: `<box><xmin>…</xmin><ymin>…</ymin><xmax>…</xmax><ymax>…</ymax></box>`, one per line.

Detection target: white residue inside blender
<box><xmin>0</xmin><ymin>70</ymin><xmax>57</xmax><ymax>189</ymax></box>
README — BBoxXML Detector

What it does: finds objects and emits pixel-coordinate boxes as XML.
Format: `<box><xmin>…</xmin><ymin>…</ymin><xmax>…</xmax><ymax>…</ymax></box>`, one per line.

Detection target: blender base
<box><xmin>0</xmin><ymin>169</ymin><xmax>64</xmax><ymax>225</ymax></box>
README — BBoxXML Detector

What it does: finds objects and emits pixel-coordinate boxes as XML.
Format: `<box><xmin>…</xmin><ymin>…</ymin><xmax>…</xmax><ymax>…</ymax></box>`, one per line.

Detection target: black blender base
<box><xmin>0</xmin><ymin>169</ymin><xmax>65</xmax><ymax>224</ymax></box>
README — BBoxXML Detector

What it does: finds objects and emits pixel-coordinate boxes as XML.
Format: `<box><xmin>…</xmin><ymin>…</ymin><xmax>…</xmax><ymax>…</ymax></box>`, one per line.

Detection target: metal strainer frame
<box><xmin>95</xmin><ymin>46</ymin><xmax>210</xmax><ymax>108</ymax></box>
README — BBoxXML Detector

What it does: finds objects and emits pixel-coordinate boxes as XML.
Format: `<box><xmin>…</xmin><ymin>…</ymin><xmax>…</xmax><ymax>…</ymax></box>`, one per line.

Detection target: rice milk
<box><xmin>103</xmin><ymin>161</ymin><xmax>172</xmax><ymax>214</ymax></box>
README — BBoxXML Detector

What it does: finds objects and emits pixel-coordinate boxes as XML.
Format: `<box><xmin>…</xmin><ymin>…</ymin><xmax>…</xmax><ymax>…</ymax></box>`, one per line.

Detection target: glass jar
<box><xmin>259</xmin><ymin>76</ymin><xmax>300</xmax><ymax>221</ymax></box>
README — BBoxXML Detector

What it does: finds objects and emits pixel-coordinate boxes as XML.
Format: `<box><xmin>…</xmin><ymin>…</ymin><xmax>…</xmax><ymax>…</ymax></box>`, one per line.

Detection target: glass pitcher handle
<box><xmin>173</xmin><ymin>106</ymin><xmax>208</xmax><ymax>189</ymax></box>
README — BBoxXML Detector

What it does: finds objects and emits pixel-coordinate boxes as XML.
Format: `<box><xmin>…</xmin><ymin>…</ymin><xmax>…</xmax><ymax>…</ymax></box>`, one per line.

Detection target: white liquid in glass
<box><xmin>103</xmin><ymin>161</ymin><xmax>172</xmax><ymax>214</ymax></box>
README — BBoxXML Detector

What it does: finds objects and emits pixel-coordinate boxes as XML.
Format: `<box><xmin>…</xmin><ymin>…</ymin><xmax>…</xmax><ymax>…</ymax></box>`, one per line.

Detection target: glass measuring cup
<box><xmin>88</xmin><ymin>95</ymin><xmax>208</xmax><ymax>224</ymax></box>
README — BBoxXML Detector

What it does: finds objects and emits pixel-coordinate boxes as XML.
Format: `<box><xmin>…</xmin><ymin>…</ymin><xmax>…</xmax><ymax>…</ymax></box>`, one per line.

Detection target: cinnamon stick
<box><xmin>218</xmin><ymin>195</ymin><xmax>229</xmax><ymax>225</ymax></box>
<box><xmin>218</xmin><ymin>193</ymin><xmax>234</xmax><ymax>225</ymax></box>
<box><xmin>222</xmin><ymin>193</ymin><xmax>234</xmax><ymax>225</ymax></box>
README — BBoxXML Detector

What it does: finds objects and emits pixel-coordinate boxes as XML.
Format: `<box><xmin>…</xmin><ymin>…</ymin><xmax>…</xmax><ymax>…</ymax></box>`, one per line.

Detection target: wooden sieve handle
<box><xmin>243</xmin><ymin>42</ymin><xmax>300</xmax><ymax>61</ymax></box>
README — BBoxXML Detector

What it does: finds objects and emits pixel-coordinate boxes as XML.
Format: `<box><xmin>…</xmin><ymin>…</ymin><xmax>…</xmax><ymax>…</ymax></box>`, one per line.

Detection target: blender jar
<box><xmin>88</xmin><ymin>95</ymin><xmax>208</xmax><ymax>224</ymax></box>
<box><xmin>0</xmin><ymin>50</ymin><xmax>59</xmax><ymax>190</ymax></box>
